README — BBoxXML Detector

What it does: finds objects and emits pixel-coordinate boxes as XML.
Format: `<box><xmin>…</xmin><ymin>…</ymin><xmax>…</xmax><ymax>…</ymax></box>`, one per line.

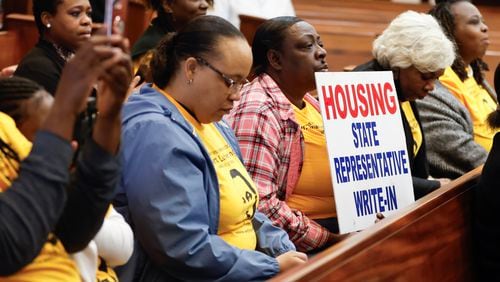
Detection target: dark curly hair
<box><xmin>429</xmin><ymin>0</ymin><xmax>489</xmax><ymax>86</ymax></box>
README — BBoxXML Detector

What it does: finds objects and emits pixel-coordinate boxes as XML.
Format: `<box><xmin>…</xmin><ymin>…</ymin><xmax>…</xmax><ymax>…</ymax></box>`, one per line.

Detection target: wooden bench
<box><xmin>271</xmin><ymin>166</ymin><xmax>482</xmax><ymax>281</ymax></box>
<box><xmin>2</xmin><ymin>0</ymin><xmax>31</xmax><ymax>16</ymax></box>
<box><xmin>3</xmin><ymin>13</ymin><xmax>38</xmax><ymax>64</ymax></box>
<box><xmin>0</xmin><ymin>30</ymin><xmax>23</xmax><ymax>68</ymax></box>
<box><xmin>125</xmin><ymin>0</ymin><xmax>153</xmax><ymax>46</ymax></box>
<box><xmin>292</xmin><ymin>0</ymin><xmax>500</xmax><ymax>84</ymax></box>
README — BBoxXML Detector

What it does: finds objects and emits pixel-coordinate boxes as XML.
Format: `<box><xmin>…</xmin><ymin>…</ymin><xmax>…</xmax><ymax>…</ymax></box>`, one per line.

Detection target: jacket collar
<box><xmin>123</xmin><ymin>84</ymin><xmax>196</xmax><ymax>134</ymax></box>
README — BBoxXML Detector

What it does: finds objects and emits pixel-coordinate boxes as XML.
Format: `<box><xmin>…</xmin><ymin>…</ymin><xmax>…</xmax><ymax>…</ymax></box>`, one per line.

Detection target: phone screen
<box><xmin>103</xmin><ymin>0</ymin><xmax>114</xmax><ymax>36</ymax></box>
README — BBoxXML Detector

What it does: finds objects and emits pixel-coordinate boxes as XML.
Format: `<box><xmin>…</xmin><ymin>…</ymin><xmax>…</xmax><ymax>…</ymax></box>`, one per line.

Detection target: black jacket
<box><xmin>131</xmin><ymin>15</ymin><xmax>175</xmax><ymax>61</ymax></box>
<box><xmin>14</xmin><ymin>39</ymin><xmax>65</xmax><ymax>95</ymax></box>
<box><xmin>353</xmin><ymin>59</ymin><xmax>440</xmax><ymax>199</ymax></box>
<box><xmin>14</xmin><ymin>38</ymin><xmax>97</xmax><ymax>153</ymax></box>
<box><xmin>475</xmin><ymin>132</ymin><xmax>500</xmax><ymax>281</ymax></box>
<box><xmin>0</xmin><ymin>131</ymin><xmax>120</xmax><ymax>275</ymax></box>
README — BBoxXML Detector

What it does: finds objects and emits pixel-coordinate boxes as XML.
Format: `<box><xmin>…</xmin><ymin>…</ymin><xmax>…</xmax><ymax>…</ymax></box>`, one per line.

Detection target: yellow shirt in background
<box><xmin>2</xmin><ymin>236</ymin><xmax>81</xmax><ymax>282</ymax></box>
<box><xmin>439</xmin><ymin>67</ymin><xmax>498</xmax><ymax>151</ymax></box>
<box><xmin>0</xmin><ymin>112</ymin><xmax>80</xmax><ymax>282</ymax></box>
<box><xmin>287</xmin><ymin>100</ymin><xmax>336</xmax><ymax>219</ymax></box>
<box><xmin>401</xmin><ymin>102</ymin><xmax>422</xmax><ymax>156</ymax></box>
<box><xmin>161</xmin><ymin>90</ymin><xmax>258</xmax><ymax>250</ymax></box>
<box><xmin>0</xmin><ymin>112</ymin><xmax>32</xmax><ymax>191</ymax></box>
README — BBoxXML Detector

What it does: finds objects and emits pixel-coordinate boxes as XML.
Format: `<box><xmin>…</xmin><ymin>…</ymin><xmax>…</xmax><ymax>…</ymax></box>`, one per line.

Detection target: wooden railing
<box><xmin>291</xmin><ymin>0</ymin><xmax>500</xmax><ymax>87</ymax></box>
<box><xmin>271</xmin><ymin>166</ymin><xmax>482</xmax><ymax>282</ymax></box>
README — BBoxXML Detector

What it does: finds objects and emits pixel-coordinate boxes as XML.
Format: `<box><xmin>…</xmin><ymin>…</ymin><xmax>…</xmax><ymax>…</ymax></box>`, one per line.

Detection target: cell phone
<box><xmin>103</xmin><ymin>0</ymin><xmax>125</xmax><ymax>36</ymax></box>
<box><xmin>103</xmin><ymin>0</ymin><xmax>114</xmax><ymax>36</ymax></box>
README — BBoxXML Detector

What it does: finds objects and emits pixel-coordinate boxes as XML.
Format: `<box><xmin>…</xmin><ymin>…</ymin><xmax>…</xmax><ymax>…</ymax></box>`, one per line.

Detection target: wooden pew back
<box><xmin>271</xmin><ymin>166</ymin><xmax>482</xmax><ymax>281</ymax></box>
<box><xmin>292</xmin><ymin>0</ymin><xmax>500</xmax><ymax>84</ymax></box>
<box><xmin>2</xmin><ymin>13</ymin><xmax>38</xmax><ymax>68</ymax></box>
<box><xmin>125</xmin><ymin>0</ymin><xmax>153</xmax><ymax>46</ymax></box>
<box><xmin>0</xmin><ymin>31</ymin><xmax>24</xmax><ymax>68</ymax></box>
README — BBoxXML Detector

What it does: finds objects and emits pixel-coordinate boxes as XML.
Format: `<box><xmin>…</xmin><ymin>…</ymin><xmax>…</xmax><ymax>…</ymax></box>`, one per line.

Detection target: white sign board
<box><xmin>315</xmin><ymin>71</ymin><xmax>415</xmax><ymax>233</ymax></box>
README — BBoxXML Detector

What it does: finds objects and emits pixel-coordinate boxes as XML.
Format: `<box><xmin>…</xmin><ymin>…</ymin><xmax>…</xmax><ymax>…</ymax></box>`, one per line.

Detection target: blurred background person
<box><xmin>131</xmin><ymin>0</ymin><xmax>212</xmax><ymax>81</ymax></box>
<box><xmin>416</xmin><ymin>0</ymin><xmax>496</xmax><ymax>179</ymax></box>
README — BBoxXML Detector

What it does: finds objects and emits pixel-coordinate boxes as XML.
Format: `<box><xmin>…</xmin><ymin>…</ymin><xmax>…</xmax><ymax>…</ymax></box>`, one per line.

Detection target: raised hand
<box><xmin>42</xmin><ymin>34</ymin><xmax>130</xmax><ymax>141</ymax></box>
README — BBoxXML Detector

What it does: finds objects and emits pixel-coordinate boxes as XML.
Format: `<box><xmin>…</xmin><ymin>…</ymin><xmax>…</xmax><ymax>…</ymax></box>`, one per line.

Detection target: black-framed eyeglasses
<box><xmin>195</xmin><ymin>57</ymin><xmax>249</xmax><ymax>92</ymax></box>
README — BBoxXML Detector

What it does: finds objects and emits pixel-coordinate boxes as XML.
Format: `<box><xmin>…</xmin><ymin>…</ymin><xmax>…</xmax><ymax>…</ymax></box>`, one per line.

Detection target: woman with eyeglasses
<box><xmin>226</xmin><ymin>16</ymin><xmax>345</xmax><ymax>253</ymax></box>
<box><xmin>114</xmin><ymin>15</ymin><xmax>306</xmax><ymax>281</ymax></box>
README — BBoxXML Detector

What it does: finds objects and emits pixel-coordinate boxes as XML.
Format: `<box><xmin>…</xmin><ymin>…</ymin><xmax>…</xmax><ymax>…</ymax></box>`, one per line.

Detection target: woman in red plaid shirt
<box><xmin>227</xmin><ymin>16</ymin><xmax>344</xmax><ymax>253</ymax></box>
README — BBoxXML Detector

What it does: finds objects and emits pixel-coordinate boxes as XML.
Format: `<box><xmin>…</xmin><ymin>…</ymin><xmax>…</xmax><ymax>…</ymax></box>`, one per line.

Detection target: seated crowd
<box><xmin>0</xmin><ymin>0</ymin><xmax>498</xmax><ymax>281</ymax></box>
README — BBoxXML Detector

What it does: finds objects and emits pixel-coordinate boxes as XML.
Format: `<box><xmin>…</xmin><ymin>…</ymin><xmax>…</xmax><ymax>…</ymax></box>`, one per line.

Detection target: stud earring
<box><xmin>187</xmin><ymin>79</ymin><xmax>193</xmax><ymax>85</ymax></box>
<box><xmin>46</xmin><ymin>23</ymin><xmax>51</xmax><ymax>28</ymax></box>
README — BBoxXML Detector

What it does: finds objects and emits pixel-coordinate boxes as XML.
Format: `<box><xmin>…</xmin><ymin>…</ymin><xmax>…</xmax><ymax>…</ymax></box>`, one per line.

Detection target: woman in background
<box><xmin>131</xmin><ymin>0</ymin><xmax>211</xmax><ymax>80</ymax></box>
<box><xmin>15</xmin><ymin>0</ymin><xmax>93</xmax><ymax>95</ymax></box>
<box><xmin>416</xmin><ymin>0</ymin><xmax>495</xmax><ymax>179</ymax></box>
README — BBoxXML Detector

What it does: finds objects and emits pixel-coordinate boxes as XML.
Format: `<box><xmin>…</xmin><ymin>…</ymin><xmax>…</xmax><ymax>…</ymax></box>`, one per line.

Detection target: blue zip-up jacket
<box><xmin>115</xmin><ymin>85</ymin><xmax>295</xmax><ymax>281</ymax></box>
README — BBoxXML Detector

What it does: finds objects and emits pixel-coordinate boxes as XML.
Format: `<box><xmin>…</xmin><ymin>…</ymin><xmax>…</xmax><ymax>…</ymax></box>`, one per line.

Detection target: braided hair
<box><xmin>0</xmin><ymin>77</ymin><xmax>46</xmax><ymax>179</ymax></box>
<box><xmin>429</xmin><ymin>0</ymin><xmax>489</xmax><ymax>86</ymax></box>
<box><xmin>0</xmin><ymin>77</ymin><xmax>44</xmax><ymax>125</ymax></box>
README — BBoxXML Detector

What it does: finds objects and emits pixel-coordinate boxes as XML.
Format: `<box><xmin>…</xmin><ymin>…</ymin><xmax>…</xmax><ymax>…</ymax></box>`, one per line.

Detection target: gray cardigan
<box><xmin>415</xmin><ymin>81</ymin><xmax>488</xmax><ymax>179</ymax></box>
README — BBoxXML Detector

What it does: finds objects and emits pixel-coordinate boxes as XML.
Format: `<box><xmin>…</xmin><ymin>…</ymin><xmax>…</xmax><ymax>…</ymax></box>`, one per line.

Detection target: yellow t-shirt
<box><xmin>439</xmin><ymin>66</ymin><xmax>498</xmax><ymax>151</ymax></box>
<box><xmin>1</xmin><ymin>236</ymin><xmax>81</xmax><ymax>282</ymax></box>
<box><xmin>96</xmin><ymin>258</ymin><xmax>118</xmax><ymax>282</ymax></box>
<box><xmin>161</xmin><ymin>89</ymin><xmax>258</xmax><ymax>250</ymax></box>
<box><xmin>287</xmin><ymin>100</ymin><xmax>336</xmax><ymax>219</ymax></box>
<box><xmin>0</xmin><ymin>112</ymin><xmax>80</xmax><ymax>282</ymax></box>
<box><xmin>401</xmin><ymin>102</ymin><xmax>422</xmax><ymax>156</ymax></box>
<box><xmin>0</xmin><ymin>112</ymin><xmax>32</xmax><ymax>191</ymax></box>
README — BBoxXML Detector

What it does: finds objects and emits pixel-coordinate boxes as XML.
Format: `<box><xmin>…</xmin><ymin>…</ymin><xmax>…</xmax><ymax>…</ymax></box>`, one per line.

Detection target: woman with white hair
<box><xmin>354</xmin><ymin>10</ymin><xmax>455</xmax><ymax>199</ymax></box>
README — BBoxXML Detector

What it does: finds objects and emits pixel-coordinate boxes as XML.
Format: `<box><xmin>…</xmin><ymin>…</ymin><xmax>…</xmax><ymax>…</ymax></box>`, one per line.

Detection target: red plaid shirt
<box><xmin>226</xmin><ymin>74</ymin><xmax>330</xmax><ymax>252</ymax></box>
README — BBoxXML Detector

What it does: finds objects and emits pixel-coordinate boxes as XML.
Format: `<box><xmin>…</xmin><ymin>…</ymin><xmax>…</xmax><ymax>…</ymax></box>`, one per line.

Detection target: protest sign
<box><xmin>315</xmin><ymin>71</ymin><xmax>414</xmax><ymax>233</ymax></box>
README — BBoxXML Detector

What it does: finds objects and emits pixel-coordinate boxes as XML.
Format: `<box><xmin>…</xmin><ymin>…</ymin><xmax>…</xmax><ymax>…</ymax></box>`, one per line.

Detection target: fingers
<box><xmin>74</xmin><ymin>36</ymin><xmax>131</xmax><ymax>81</ymax></box>
<box><xmin>130</xmin><ymin>76</ymin><xmax>141</xmax><ymax>90</ymax></box>
<box><xmin>71</xmin><ymin>140</ymin><xmax>79</xmax><ymax>152</ymax></box>
<box><xmin>291</xmin><ymin>251</ymin><xmax>308</xmax><ymax>262</ymax></box>
<box><xmin>100</xmin><ymin>62</ymin><xmax>132</xmax><ymax>96</ymax></box>
<box><xmin>374</xmin><ymin>212</ymin><xmax>385</xmax><ymax>223</ymax></box>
